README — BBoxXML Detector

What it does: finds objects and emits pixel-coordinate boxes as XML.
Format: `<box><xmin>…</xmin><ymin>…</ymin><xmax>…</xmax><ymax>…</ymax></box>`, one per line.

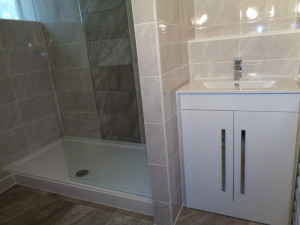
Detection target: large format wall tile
<box><xmin>0</xmin><ymin>50</ymin><xmax>9</xmax><ymax>76</ymax></box>
<box><xmin>140</xmin><ymin>77</ymin><xmax>163</xmax><ymax>123</ymax></box>
<box><xmin>62</xmin><ymin>112</ymin><xmax>101</xmax><ymax>138</ymax></box>
<box><xmin>18</xmin><ymin>93</ymin><xmax>57</xmax><ymax>123</ymax></box>
<box><xmin>190</xmin><ymin>62</ymin><xmax>233</xmax><ymax>79</ymax></box>
<box><xmin>24</xmin><ymin>114</ymin><xmax>61</xmax><ymax>146</ymax></box>
<box><xmin>0</xmin><ymin>103</ymin><xmax>21</xmax><ymax>133</ymax></box>
<box><xmin>53</xmin><ymin>68</ymin><xmax>93</xmax><ymax>91</ymax></box>
<box><xmin>240</xmin><ymin>33</ymin><xmax>300</xmax><ymax>61</ymax></box>
<box><xmin>99</xmin><ymin>114</ymin><xmax>140</xmax><ymax>140</ymax></box>
<box><xmin>87</xmin><ymin>38</ymin><xmax>132</xmax><ymax>66</ymax></box>
<box><xmin>0</xmin><ymin>127</ymin><xmax>28</xmax><ymax>160</ymax></box>
<box><xmin>11</xmin><ymin>70</ymin><xmax>52</xmax><ymax>100</ymax></box>
<box><xmin>42</xmin><ymin>16</ymin><xmax>85</xmax><ymax>45</ymax></box>
<box><xmin>32</xmin><ymin>0</ymin><xmax>79</xmax><ymax>21</ymax></box>
<box><xmin>131</xmin><ymin>0</ymin><xmax>155</xmax><ymax>24</ymax></box>
<box><xmin>58</xmin><ymin>91</ymin><xmax>97</xmax><ymax>112</ymax></box>
<box><xmin>0</xmin><ymin>77</ymin><xmax>15</xmax><ymax>104</ymax></box>
<box><xmin>82</xmin><ymin>7</ymin><xmax>129</xmax><ymax>41</ymax></box>
<box><xmin>0</xmin><ymin>20</ymin><xmax>43</xmax><ymax>48</ymax></box>
<box><xmin>79</xmin><ymin>0</ymin><xmax>125</xmax><ymax>14</ymax></box>
<box><xmin>95</xmin><ymin>91</ymin><xmax>138</xmax><ymax>115</ymax></box>
<box><xmin>49</xmin><ymin>43</ymin><xmax>89</xmax><ymax>68</ymax></box>
<box><xmin>91</xmin><ymin>65</ymin><xmax>136</xmax><ymax>91</ymax></box>
<box><xmin>135</xmin><ymin>23</ymin><xmax>160</xmax><ymax>76</ymax></box>
<box><xmin>158</xmin><ymin>24</ymin><xmax>183</xmax><ymax>74</ymax></box>
<box><xmin>189</xmin><ymin>38</ymin><xmax>239</xmax><ymax>63</ymax></box>
<box><xmin>181</xmin><ymin>0</ymin><xmax>195</xmax><ymax>27</ymax></box>
<box><xmin>156</xmin><ymin>0</ymin><xmax>181</xmax><ymax>24</ymax></box>
<box><xmin>4</xmin><ymin>47</ymin><xmax>48</xmax><ymax>74</ymax></box>
<box><xmin>144</xmin><ymin>123</ymin><xmax>167</xmax><ymax>165</ymax></box>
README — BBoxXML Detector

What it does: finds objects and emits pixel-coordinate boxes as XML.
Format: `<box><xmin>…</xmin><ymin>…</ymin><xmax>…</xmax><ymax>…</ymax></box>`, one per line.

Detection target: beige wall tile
<box><xmin>156</xmin><ymin>0</ymin><xmax>181</xmax><ymax>24</ymax></box>
<box><xmin>131</xmin><ymin>0</ymin><xmax>155</xmax><ymax>24</ymax></box>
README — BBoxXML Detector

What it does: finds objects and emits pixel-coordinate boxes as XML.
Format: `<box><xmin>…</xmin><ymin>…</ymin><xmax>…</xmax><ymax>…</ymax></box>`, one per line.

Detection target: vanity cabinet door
<box><xmin>182</xmin><ymin>110</ymin><xmax>234</xmax><ymax>209</ymax></box>
<box><xmin>233</xmin><ymin>111</ymin><xmax>297</xmax><ymax>214</ymax></box>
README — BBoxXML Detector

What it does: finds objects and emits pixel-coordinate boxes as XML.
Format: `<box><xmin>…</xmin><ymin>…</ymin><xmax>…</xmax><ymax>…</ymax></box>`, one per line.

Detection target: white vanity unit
<box><xmin>177</xmin><ymin>78</ymin><xmax>300</xmax><ymax>225</ymax></box>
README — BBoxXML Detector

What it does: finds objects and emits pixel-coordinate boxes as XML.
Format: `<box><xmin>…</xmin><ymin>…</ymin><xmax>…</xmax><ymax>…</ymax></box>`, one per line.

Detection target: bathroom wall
<box><xmin>79</xmin><ymin>0</ymin><xmax>143</xmax><ymax>143</ymax></box>
<box><xmin>191</xmin><ymin>0</ymin><xmax>300</xmax><ymax>80</ymax></box>
<box><xmin>0</xmin><ymin>20</ymin><xmax>62</xmax><ymax>168</ymax></box>
<box><xmin>132</xmin><ymin>0</ymin><xmax>195</xmax><ymax>224</ymax></box>
<box><xmin>32</xmin><ymin>0</ymin><xmax>102</xmax><ymax>139</ymax></box>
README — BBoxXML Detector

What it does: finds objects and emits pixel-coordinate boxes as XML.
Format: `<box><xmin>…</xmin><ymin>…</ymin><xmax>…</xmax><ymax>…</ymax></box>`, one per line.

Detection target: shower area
<box><xmin>0</xmin><ymin>0</ymin><xmax>151</xmax><ymax>214</ymax></box>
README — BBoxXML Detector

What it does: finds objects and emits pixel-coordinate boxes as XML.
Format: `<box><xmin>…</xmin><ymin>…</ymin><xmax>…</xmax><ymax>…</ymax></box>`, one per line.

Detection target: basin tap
<box><xmin>234</xmin><ymin>58</ymin><xmax>242</xmax><ymax>81</ymax></box>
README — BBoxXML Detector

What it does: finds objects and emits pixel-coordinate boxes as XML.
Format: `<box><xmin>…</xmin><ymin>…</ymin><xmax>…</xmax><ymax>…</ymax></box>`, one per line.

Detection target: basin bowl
<box><xmin>203</xmin><ymin>80</ymin><xmax>277</xmax><ymax>89</ymax></box>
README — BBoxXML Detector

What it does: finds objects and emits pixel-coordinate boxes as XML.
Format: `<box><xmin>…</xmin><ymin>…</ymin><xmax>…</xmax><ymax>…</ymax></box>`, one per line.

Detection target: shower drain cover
<box><xmin>75</xmin><ymin>169</ymin><xmax>89</xmax><ymax>177</ymax></box>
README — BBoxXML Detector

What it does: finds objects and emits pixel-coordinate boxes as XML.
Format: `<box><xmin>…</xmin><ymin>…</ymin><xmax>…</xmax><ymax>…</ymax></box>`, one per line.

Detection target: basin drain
<box><xmin>75</xmin><ymin>169</ymin><xmax>89</xmax><ymax>177</ymax></box>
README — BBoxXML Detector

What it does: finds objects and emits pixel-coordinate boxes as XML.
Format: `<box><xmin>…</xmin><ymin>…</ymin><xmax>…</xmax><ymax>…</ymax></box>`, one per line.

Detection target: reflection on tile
<box><xmin>158</xmin><ymin>24</ymin><xmax>183</xmax><ymax>74</ymax></box>
<box><xmin>267</xmin><ymin>0</ymin><xmax>297</xmax><ymax>19</ymax></box>
<box><xmin>58</xmin><ymin>91</ymin><xmax>97</xmax><ymax>112</ymax></box>
<box><xmin>131</xmin><ymin>0</ymin><xmax>155</xmax><ymax>24</ymax></box>
<box><xmin>24</xmin><ymin>114</ymin><xmax>61</xmax><ymax>146</ymax></box>
<box><xmin>242</xmin><ymin>0</ymin><xmax>268</xmax><ymax>22</ymax></box>
<box><xmin>87</xmin><ymin>38</ymin><xmax>132</xmax><ymax>66</ymax></box>
<box><xmin>62</xmin><ymin>112</ymin><xmax>101</xmax><ymax>138</ymax></box>
<box><xmin>49</xmin><ymin>43</ymin><xmax>89</xmax><ymax>69</ymax></box>
<box><xmin>0</xmin><ymin>20</ymin><xmax>43</xmax><ymax>48</ymax></box>
<box><xmin>18</xmin><ymin>93</ymin><xmax>57</xmax><ymax>123</ymax></box>
<box><xmin>144</xmin><ymin>123</ymin><xmax>167</xmax><ymax>165</ymax></box>
<box><xmin>189</xmin><ymin>38</ymin><xmax>239</xmax><ymax>63</ymax></box>
<box><xmin>83</xmin><ymin>7</ymin><xmax>129</xmax><ymax>41</ymax></box>
<box><xmin>42</xmin><ymin>16</ymin><xmax>85</xmax><ymax>45</ymax></box>
<box><xmin>156</xmin><ymin>0</ymin><xmax>181</xmax><ymax>24</ymax></box>
<box><xmin>11</xmin><ymin>70</ymin><xmax>52</xmax><ymax>100</ymax></box>
<box><xmin>95</xmin><ymin>91</ymin><xmax>138</xmax><ymax>114</ymax></box>
<box><xmin>242</xmin><ymin>17</ymin><xmax>296</xmax><ymax>34</ymax></box>
<box><xmin>0</xmin><ymin>103</ymin><xmax>21</xmax><ymax>133</ymax></box>
<box><xmin>149</xmin><ymin>164</ymin><xmax>170</xmax><ymax>202</ymax></box>
<box><xmin>0</xmin><ymin>127</ymin><xmax>28</xmax><ymax>160</ymax></box>
<box><xmin>32</xmin><ymin>0</ymin><xmax>79</xmax><ymax>21</ymax></box>
<box><xmin>91</xmin><ymin>65</ymin><xmax>136</xmax><ymax>91</ymax></box>
<box><xmin>4</xmin><ymin>47</ymin><xmax>48</xmax><ymax>74</ymax></box>
<box><xmin>53</xmin><ymin>68</ymin><xmax>93</xmax><ymax>91</ymax></box>
<box><xmin>240</xmin><ymin>33</ymin><xmax>300</xmax><ymax>61</ymax></box>
<box><xmin>79</xmin><ymin>0</ymin><xmax>125</xmax><ymax>14</ymax></box>
<box><xmin>134</xmin><ymin>23</ymin><xmax>160</xmax><ymax>76</ymax></box>
<box><xmin>0</xmin><ymin>77</ymin><xmax>15</xmax><ymax>104</ymax></box>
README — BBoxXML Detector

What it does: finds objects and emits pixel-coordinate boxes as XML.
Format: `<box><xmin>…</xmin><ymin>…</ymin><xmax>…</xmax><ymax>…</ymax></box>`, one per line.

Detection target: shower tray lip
<box><xmin>3</xmin><ymin>138</ymin><xmax>153</xmax><ymax>216</ymax></box>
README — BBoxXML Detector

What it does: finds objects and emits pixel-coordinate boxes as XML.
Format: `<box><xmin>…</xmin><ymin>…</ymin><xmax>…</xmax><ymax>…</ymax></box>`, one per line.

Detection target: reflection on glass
<box><xmin>246</xmin><ymin>7</ymin><xmax>258</xmax><ymax>20</ymax></box>
<box><xmin>0</xmin><ymin>0</ymin><xmax>19</xmax><ymax>20</ymax></box>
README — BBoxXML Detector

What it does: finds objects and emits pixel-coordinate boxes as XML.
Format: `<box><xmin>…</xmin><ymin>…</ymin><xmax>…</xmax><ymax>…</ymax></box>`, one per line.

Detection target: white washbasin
<box><xmin>203</xmin><ymin>80</ymin><xmax>277</xmax><ymax>89</ymax></box>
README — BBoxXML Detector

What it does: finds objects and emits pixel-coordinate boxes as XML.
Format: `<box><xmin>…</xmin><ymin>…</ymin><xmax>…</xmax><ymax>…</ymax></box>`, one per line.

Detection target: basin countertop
<box><xmin>177</xmin><ymin>78</ymin><xmax>300</xmax><ymax>94</ymax></box>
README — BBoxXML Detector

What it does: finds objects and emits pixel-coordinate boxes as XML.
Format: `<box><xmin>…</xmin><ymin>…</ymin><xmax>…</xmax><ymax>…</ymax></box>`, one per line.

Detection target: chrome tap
<box><xmin>234</xmin><ymin>58</ymin><xmax>242</xmax><ymax>81</ymax></box>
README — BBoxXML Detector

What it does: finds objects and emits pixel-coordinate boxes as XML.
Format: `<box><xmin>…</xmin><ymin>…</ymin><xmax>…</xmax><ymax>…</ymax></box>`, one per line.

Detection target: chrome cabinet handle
<box><xmin>241</xmin><ymin>130</ymin><xmax>246</xmax><ymax>195</ymax></box>
<box><xmin>222</xmin><ymin>129</ymin><xmax>226</xmax><ymax>192</ymax></box>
